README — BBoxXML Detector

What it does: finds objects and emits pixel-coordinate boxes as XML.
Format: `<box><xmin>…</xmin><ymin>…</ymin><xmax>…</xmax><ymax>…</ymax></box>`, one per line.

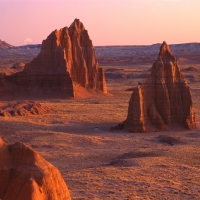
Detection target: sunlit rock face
<box><xmin>0</xmin><ymin>19</ymin><xmax>107</xmax><ymax>100</ymax></box>
<box><xmin>0</xmin><ymin>138</ymin><xmax>71</xmax><ymax>200</ymax></box>
<box><xmin>125</xmin><ymin>41</ymin><xmax>196</xmax><ymax>132</ymax></box>
<box><xmin>63</xmin><ymin>19</ymin><xmax>107</xmax><ymax>93</ymax></box>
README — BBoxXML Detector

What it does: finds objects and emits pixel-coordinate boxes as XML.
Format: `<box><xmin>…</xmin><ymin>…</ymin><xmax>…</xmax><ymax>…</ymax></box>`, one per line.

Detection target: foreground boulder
<box><xmin>0</xmin><ymin>19</ymin><xmax>107</xmax><ymax>100</ymax></box>
<box><xmin>0</xmin><ymin>138</ymin><xmax>71</xmax><ymax>200</ymax></box>
<box><xmin>124</xmin><ymin>41</ymin><xmax>196</xmax><ymax>132</ymax></box>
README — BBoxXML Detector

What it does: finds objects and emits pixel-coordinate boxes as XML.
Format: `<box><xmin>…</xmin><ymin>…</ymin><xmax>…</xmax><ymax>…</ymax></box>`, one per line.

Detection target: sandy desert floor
<box><xmin>1</xmin><ymin>64</ymin><xmax>200</xmax><ymax>199</ymax></box>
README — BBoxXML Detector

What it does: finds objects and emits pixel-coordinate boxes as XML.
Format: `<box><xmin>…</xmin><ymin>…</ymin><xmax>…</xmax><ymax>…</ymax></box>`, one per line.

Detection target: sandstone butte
<box><xmin>0</xmin><ymin>138</ymin><xmax>71</xmax><ymax>200</ymax></box>
<box><xmin>0</xmin><ymin>19</ymin><xmax>107</xmax><ymax>100</ymax></box>
<box><xmin>124</xmin><ymin>41</ymin><xmax>196</xmax><ymax>132</ymax></box>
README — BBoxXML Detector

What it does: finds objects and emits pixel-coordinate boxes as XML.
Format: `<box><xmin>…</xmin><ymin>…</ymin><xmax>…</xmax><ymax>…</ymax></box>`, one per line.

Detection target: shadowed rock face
<box><xmin>0</xmin><ymin>138</ymin><xmax>71</xmax><ymax>200</ymax></box>
<box><xmin>125</xmin><ymin>41</ymin><xmax>196</xmax><ymax>132</ymax></box>
<box><xmin>0</xmin><ymin>19</ymin><xmax>106</xmax><ymax>99</ymax></box>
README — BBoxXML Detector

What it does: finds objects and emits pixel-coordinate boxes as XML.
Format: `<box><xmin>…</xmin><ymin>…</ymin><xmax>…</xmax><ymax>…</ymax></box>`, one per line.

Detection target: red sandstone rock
<box><xmin>0</xmin><ymin>138</ymin><xmax>71</xmax><ymax>200</ymax></box>
<box><xmin>0</xmin><ymin>19</ymin><xmax>106</xmax><ymax>100</ymax></box>
<box><xmin>55</xmin><ymin>18</ymin><xmax>107</xmax><ymax>93</ymax></box>
<box><xmin>125</xmin><ymin>41</ymin><xmax>196</xmax><ymax>132</ymax></box>
<box><xmin>0</xmin><ymin>101</ymin><xmax>50</xmax><ymax>117</ymax></box>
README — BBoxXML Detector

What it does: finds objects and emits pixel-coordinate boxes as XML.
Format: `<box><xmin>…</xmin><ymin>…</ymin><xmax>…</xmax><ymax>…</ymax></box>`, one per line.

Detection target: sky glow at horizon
<box><xmin>0</xmin><ymin>0</ymin><xmax>200</xmax><ymax>46</ymax></box>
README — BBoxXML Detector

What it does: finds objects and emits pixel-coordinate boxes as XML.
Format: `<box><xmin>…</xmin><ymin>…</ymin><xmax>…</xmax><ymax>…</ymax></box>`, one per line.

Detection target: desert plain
<box><xmin>1</xmin><ymin>42</ymin><xmax>200</xmax><ymax>199</ymax></box>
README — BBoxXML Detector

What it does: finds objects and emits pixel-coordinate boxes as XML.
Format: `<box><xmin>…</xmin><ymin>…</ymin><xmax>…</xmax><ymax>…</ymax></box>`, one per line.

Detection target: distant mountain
<box><xmin>0</xmin><ymin>40</ymin><xmax>12</xmax><ymax>48</ymax></box>
<box><xmin>0</xmin><ymin>44</ymin><xmax>41</xmax><ymax>68</ymax></box>
<box><xmin>95</xmin><ymin>42</ymin><xmax>200</xmax><ymax>65</ymax></box>
<box><xmin>1</xmin><ymin>42</ymin><xmax>200</xmax><ymax>67</ymax></box>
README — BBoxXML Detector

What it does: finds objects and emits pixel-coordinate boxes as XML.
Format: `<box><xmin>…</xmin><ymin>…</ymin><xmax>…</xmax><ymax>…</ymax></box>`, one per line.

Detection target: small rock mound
<box><xmin>109</xmin><ymin>151</ymin><xmax>158</xmax><ymax>167</ymax></box>
<box><xmin>155</xmin><ymin>135</ymin><xmax>183</xmax><ymax>146</ymax></box>
<box><xmin>0</xmin><ymin>138</ymin><xmax>71</xmax><ymax>200</ymax></box>
<box><xmin>11</xmin><ymin>62</ymin><xmax>25</xmax><ymax>71</ymax></box>
<box><xmin>0</xmin><ymin>101</ymin><xmax>50</xmax><ymax>117</ymax></box>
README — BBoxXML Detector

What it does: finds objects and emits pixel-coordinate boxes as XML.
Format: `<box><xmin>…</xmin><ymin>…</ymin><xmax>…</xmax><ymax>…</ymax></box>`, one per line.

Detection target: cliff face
<box><xmin>125</xmin><ymin>42</ymin><xmax>196</xmax><ymax>132</ymax></box>
<box><xmin>0</xmin><ymin>19</ymin><xmax>106</xmax><ymax>100</ymax></box>
<box><xmin>56</xmin><ymin>18</ymin><xmax>107</xmax><ymax>92</ymax></box>
<box><xmin>0</xmin><ymin>138</ymin><xmax>71</xmax><ymax>200</ymax></box>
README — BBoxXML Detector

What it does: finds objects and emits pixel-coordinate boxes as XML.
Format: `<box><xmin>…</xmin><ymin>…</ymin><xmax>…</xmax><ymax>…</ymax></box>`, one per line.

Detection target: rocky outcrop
<box><xmin>0</xmin><ymin>19</ymin><xmax>107</xmax><ymax>100</ymax></box>
<box><xmin>125</xmin><ymin>41</ymin><xmax>196</xmax><ymax>132</ymax></box>
<box><xmin>0</xmin><ymin>101</ymin><xmax>50</xmax><ymax>117</ymax></box>
<box><xmin>0</xmin><ymin>40</ymin><xmax>12</xmax><ymax>48</ymax></box>
<box><xmin>0</xmin><ymin>138</ymin><xmax>71</xmax><ymax>200</ymax></box>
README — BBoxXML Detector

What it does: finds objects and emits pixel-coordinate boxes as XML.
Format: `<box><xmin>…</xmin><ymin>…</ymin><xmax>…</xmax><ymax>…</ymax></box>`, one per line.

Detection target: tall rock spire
<box><xmin>125</xmin><ymin>42</ymin><xmax>196</xmax><ymax>132</ymax></box>
<box><xmin>0</xmin><ymin>138</ymin><xmax>71</xmax><ymax>200</ymax></box>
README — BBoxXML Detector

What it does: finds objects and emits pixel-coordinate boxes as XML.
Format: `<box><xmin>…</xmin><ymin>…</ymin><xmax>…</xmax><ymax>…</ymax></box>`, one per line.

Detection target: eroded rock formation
<box><xmin>0</xmin><ymin>19</ymin><xmax>106</xmax><ymax>100</ymax></box>
<box><xmin>125</xmin><ymin>41</ymin><xmax>196</xmax><ymax>132</ymax></box>
<box><xmin>64</xmin><ymin>19</ymin><xmax>107</xmax><ymax>92</ymax></box>
<box><xmin>0</xmin><ymin>138</ymin><xmax>71</xmax><ymax>200</ymax></box>
<box><xmin>0</xmin><ymin>101</ymin><xmax>50</xmax><ymax>117</ymax></box>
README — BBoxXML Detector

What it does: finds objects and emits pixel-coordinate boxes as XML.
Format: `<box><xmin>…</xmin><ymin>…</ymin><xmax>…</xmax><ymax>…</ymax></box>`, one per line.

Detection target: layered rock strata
<box><xmin>125</xmin><ymin>41</ymin><xmax>196</xmax><ymax>132</ymax></box>
<box><xmin>0</xmin><ymin>138</ymin><xmax>71</xmax><ymax>200</ymax></box>
<box><xmin>0</xmin><ymin>101</ymin><xmax>50</xmax><ymax>117</ymax></box>
<box><xmin>0</xmin><ymin>19</ymin><xmax>106</xmax><ymax>99</ymax></box>
<box><xmin>65</xmin><ymin>19</ymin><xmax>107</xmax><ymax>92</ymax></box>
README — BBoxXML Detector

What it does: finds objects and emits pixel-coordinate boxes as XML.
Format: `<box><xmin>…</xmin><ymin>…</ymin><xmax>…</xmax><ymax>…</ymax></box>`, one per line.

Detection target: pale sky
<box><xmin>0</xmin><ymin>0</ymin><xmax>200</xmax><ymax>46</ymax></box>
